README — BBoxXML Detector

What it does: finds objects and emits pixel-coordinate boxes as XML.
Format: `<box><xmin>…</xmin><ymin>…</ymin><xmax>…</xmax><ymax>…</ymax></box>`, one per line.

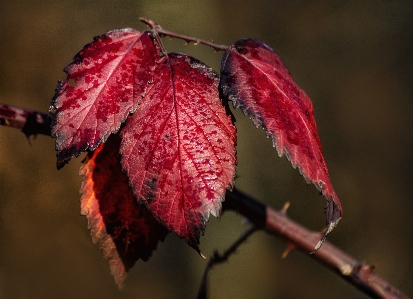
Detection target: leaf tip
<box><xmin>56</xmin><ymin>158</ymin><xmax>68</xmax><ymax>170</ymax></box>
<box><xmin>189</xmin><ymin>243</ymin><xmax>206</xmax><ymax>258</ymax></box>
<box><xmin>311</xmin><ymin>199</ymin><xmax>342</xmax><ymax>253</ymax></box>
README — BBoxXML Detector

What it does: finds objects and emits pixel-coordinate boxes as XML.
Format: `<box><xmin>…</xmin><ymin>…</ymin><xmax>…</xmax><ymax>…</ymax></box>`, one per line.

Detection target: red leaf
<box><xmin>219</xmin><ymin>38</ymin><xmax>342</xmax><ymax>248</ymax></box>
<box><xmin>120</xmin><ymin>53</ymin><xmax>237</xmax><ymax>250</ymax></box>
<box><xmin>50</xmin><ymin>29</ymin><xmax>159</xmax><ymax>169</ymax></box>
<box><xmin>80</xmin><ymin>133</ymin><xmax>168</xmax><ymax>288</ymax></box>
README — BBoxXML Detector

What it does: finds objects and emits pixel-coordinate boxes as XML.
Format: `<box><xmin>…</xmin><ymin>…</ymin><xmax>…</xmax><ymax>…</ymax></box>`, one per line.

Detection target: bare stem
<box><xmin>0</xmin><ymin>104</ymin><xmax>50</xmax><ymax>137</ymax></box>
<box><xmin>139</xmin><ymin>17</ymin><xmax>229</xmax><ymax>52</ymax></box>
<box><xmin>0</xmin><ymin>104</ymin><xmax>409</xmax><ymax>299</ymax></box>
<box><xmin>224</xmin><ymin>188</ymin><xmax>409</xmax><ymax>299</ymax></box>
<box><xmin>197</xmin><ymin>226</ymin><xmax>259</xmax><ymax>299</ymax></box>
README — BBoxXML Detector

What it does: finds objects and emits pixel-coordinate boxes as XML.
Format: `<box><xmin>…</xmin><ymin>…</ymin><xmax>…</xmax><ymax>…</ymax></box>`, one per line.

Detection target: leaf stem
<box><xmin>139</xmin><ymin>17</ymin><xmax>229</xmax><ymax>52</ymax></box>
<box><xmin>141</xmin><ymin>18</ymin><xmax>168</xmax><ymax>56</ymax></box>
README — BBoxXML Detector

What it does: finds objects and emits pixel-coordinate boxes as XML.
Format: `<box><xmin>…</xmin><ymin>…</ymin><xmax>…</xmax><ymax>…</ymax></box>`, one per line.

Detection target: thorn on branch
<box><xmin>281</xmin><ymin>242</ymin><xmax>297</xmax><ymax>259</ymax></box>
<box><xmin>0</xmin><ymin>104</ymin><xmax>51</xmax><ymax>137</ymax></box>
<box><xmin>281</xmin><ymin>201</ymin><xmax>290</xmax><ymax>215</ymax></box>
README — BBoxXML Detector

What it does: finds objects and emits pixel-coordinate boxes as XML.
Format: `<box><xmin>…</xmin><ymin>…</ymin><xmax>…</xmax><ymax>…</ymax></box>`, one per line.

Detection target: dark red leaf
<box><xmin>50</xmin><ymin>29</ymin><xmax>159</xmax><ymax>169</ymax></box>
<box><xmin>80</xmin><ymin>133</ymin><xmax>168</xmax><ymax>288</ymax></box>
<box><xmin>120</xmin><ymin>53</ymin><xmax>237</xmax><ymax>250</ymax></box>
<box><xmin>219</xmin><ymin>38</ymin><xmax>342</xmax><ymax>248</ymax></box>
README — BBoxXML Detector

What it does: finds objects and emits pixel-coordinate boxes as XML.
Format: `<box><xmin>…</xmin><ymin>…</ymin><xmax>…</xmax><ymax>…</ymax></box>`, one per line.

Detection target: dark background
<box><xmin>1</xmin><ymin>1</ymin><xmax>413</xmax><ymax>298</ymax></box>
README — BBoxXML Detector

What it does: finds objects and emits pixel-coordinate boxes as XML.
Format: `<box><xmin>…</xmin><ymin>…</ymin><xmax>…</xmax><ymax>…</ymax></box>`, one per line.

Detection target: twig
<box><xmin>139</xmin><ymin>18</ymin><xmax>229</xmax><ymax>52</ymax></box>
<box><xmin>224</xmin><ymin>188</ymin><xmax>410</xmax><ymax>299</ymax></box>
<box><xmin>197</xmin><ymin>226</ymin><xmax>259</xmax><ymax>299</ymax></box>
<box><xmin>0</xmin><ymin>104</ymin><xmax>51</xmax><ymax>137</ymax></box>
<box><xmin>0</xmin><ymin>104</ymin><xmax>410</xmax><ymax>299</ymax></box>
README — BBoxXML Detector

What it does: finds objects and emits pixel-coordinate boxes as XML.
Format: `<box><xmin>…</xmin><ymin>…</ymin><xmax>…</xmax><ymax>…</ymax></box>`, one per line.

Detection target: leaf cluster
<box><xmin>48</xmin><ymin>19</ymin><xmax>342</xmax><ymax>287</ymax></box>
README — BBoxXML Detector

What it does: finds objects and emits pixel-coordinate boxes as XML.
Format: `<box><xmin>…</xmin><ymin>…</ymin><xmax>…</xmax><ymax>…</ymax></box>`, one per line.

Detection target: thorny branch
<box><xmin>0</xmin><ymin>104</ymin><xmax>51</xmax><ymax>138</ymax></box>
<box><xmin>139</xmin><ymin>17</ymin><xmax>230</xmax><ymax>52</ymax></box>
<box><xmin>0</xmin><ymin>103</ymin><xmax>409</xmax><ymax>299</ymax></box>
<box><xmin>224</xmin><ymin>189</ymin><xmax>409</xmax><ymax>299</ymax></box>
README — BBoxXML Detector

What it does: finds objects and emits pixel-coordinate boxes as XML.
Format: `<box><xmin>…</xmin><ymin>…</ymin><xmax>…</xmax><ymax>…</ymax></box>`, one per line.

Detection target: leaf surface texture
<box><xmin>220</xmin><ymin>38</ymin><xmax>342</xmax><ymax>246</ymax></box>
<box><xmin>50</xmin><ymin>29</ymin><xmax>159</xmax><ymax>168</ymax></box>
<box><xmin>120</xmin><ymin>53</ymin><xmax>237</xmax><ymax>249</ymax></box>
<box><xmin>80</xmin><ymin>133</ymin><xmax>168</xmax><ymax>288</ymax></box>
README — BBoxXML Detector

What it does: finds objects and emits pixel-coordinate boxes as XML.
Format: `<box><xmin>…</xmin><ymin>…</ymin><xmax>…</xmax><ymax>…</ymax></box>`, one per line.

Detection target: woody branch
<box><xmin>0</xmin><ymin>103</ymin><xmax>409</xmax><ymax>299</ymax></box>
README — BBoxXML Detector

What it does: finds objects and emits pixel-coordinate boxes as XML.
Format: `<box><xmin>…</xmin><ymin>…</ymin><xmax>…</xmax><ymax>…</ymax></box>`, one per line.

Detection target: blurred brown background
<box><xmin>1</xmin><ymin>1</ymin><xmax>413</xmax><ymax>298</ymax></box>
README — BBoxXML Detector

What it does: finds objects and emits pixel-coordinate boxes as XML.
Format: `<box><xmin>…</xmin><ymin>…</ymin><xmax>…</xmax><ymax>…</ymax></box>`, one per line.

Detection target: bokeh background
<box><xmin>1</xmin><ymin>1</ymin><xmax>413</xmax><ymax>298</ymax></box>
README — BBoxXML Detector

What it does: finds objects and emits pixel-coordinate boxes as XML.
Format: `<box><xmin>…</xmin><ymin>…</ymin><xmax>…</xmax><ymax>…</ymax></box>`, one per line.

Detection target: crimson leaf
<box><xmin>80</xmin><ymin>133</ymin><xmax>168</xmax><ymax>288</ymax></box>
<box><xmin>219</xmin><ymin>38</ymin><xmax>342</xmax><ymax>248</ymax></box>
<box><xmin>119</xmin><ymin>53</ymin><xmax>237</xmax><ymax>250</ymax></box>
<box><xmin>49</xmin><ymin>29</ymin><xmax>159</xmax><ymax>169</ymax></box>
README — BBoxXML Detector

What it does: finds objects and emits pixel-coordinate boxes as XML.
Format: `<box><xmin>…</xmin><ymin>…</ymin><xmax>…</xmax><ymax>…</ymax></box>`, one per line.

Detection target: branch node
<box><xmin>339</xmin><ymin>263</ymin><xmax>353</xmax><ymax>276</ymax></box>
